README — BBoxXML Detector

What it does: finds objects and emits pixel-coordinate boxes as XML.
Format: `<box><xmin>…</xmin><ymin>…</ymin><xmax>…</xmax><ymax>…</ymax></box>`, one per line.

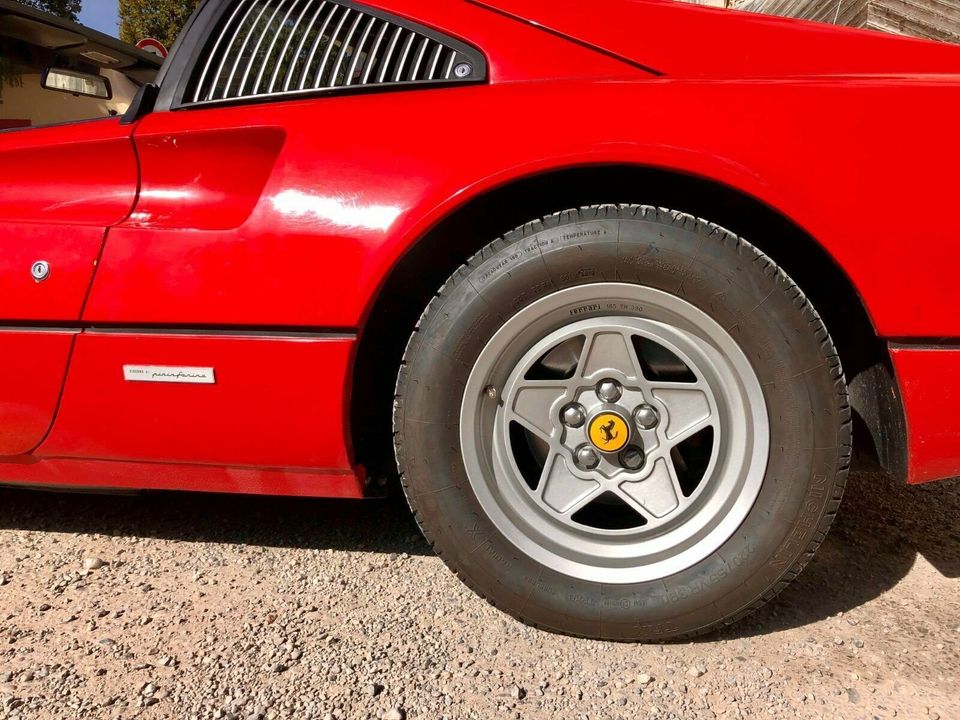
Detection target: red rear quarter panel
<box><xmin>476</xmin><ymin>0</ymin><xmax>960</xmax><ymax>76</ymax></box>
<box><xmin>85</xmin><ymin>77</ymin><xmax>960</xmax><ymax>339</ymax></box>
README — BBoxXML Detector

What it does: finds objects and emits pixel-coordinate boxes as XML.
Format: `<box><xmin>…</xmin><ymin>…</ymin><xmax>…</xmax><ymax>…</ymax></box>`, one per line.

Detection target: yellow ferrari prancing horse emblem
<box><xmin>588</xmin><ymin>412</ymin><xmax>629</xmax><ymax>453</ymax></box>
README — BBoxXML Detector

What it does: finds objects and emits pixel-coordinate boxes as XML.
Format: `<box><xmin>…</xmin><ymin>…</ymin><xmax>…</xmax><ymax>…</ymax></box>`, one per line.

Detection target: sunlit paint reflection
<box><xmin>139</xmin><ymin>189</ymin><xmax>193</xmax><ymax>201</ymax></box>
<box><xmin>271</xmin><ymin>189</ymin><xmax>401</xmax><ymax>231</ymax></box>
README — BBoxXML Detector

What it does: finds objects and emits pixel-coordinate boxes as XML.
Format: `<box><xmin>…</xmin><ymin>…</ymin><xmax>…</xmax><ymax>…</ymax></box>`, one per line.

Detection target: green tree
<box><xmin>118</xmin><ymin>0</ymin><xmax>199</xmax><ymax>50</ymax></box>
<box><xmin>16</xmin><ymin>0</ymin><xmax>82</xmax><ymax>22</ymax></box>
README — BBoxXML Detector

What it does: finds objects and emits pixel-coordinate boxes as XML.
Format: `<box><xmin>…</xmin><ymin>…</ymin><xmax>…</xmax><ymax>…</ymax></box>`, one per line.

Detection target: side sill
<box><xmin>0</xmin><ymin>456</ymin><xmax>366</xmax><ymax>499</ymax></box>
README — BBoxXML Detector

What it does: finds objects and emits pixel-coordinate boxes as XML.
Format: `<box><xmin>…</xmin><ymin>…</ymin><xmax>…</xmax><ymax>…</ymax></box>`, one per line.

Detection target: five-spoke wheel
<box><xmin>395</xmin><ymin>205</ymin><xmax>849</xmax><ymax>640</ymax></box>
<box><xmin>461</xmin><ymin>285</ymin><xmax>768</xmax><ymax>583</ymax></box>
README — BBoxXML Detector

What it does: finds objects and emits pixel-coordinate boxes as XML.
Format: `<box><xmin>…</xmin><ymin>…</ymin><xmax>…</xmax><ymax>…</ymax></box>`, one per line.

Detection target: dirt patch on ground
<box><xmin>1</xmin><ymin>470</ymin><xmax>957</xmax><ymax>719</ymax></box>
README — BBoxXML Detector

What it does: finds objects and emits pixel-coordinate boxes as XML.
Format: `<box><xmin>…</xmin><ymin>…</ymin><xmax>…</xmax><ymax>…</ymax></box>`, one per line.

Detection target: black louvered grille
<box><xmin>186</xmin><ymin>0</ymin><xmax>477</xmax><ymax>105</ymax></box>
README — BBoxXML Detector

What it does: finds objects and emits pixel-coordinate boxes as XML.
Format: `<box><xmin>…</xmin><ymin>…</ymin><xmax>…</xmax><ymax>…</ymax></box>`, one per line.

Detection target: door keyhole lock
<box><xmin>31</xmin><ymin>260</ymin><xmax>50</xmax><ymax>283</ymax></box>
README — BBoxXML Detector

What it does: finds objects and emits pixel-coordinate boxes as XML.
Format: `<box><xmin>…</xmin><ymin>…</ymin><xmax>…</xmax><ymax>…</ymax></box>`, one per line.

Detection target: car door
<box><xmin>0</xmin><ymin>0</ymin><xmax>156</xmax><ymax>456</ymax></box>
<box><xmin>0</xmin><ymin>118</ymin><xmax>139</xmax><ymax>457</ymax></box>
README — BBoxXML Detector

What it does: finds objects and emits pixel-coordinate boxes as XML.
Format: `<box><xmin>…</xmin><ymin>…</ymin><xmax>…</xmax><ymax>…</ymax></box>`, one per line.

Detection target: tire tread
<box><xmin>394</xmin><ymin>205</ymin><xmax>851</xmax><ymax>641</ymax></box>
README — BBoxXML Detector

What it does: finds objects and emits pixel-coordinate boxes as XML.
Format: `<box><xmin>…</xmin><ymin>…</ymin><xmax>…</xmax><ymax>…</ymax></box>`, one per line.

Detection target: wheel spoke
<box><xmin>664</xmin><ymin>453</ymin><xmax>688</xmax><ymax>503</ymax></box>
<box><xmin>540</xmin><ymin>453</ymin><xmax>600</xmax><ymax>514</ymax></box>
<box><xmin>577</xmin><ymin>330</ymin><xmax>639</xmax><ymax>381</ymax></box>
<box><xmin>558</xmin><ymin>484</ymin><xmax>608</xmax><ymax>518</ymax></box>
<box><xmin>510</xmin><ymin>384</ymin><xmax>567</xmax><ymax>440</ymax></box>
<box><xmin>652</xmin><ymin>387</ymin><xmax>712</xmax><ymax>441</ymax></box>
<box><xmin>667</xmin><ymin>417</ymin><xmax>716</xmax><ymax>448</ymax></box>
<box><xmin>618</xmin><ymin>457</ymin><xmax>680</xmax><ymax>518</ymax></box>
<box><xmin>648</xmin><ymin>379</ymin><xmax>707</xmax><ymax>391</ymax></box>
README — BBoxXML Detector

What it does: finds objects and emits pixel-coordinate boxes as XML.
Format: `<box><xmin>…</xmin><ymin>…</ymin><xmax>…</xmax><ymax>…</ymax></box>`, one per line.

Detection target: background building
<box><xmin>688</xmin><ymin>0</ymin><xmax>960</xmax><ymax>44</ymax></box>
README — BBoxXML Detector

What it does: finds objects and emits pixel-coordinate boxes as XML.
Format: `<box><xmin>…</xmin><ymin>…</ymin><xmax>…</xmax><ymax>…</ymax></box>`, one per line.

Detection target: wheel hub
<box><xmin>586</xmin><ymin>409</ymin><xmax>630</xmax><ymax>454</ymax></box>
<box><xmin>560</xmin><ymin>382</ymin><xmax>661</xmax><ymax>478</ymax></box>
<box><xmin>460</xmin><ymin>283</ymin><xmax>769</xmax><ymax>583</ymax></box>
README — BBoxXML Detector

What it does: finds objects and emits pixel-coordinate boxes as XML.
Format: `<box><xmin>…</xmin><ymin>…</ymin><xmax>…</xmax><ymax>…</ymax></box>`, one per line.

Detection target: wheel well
<box><xmin>351</xmin><ymin>165</ymin><xmax>907</xmax><ymax>485</ymax></box>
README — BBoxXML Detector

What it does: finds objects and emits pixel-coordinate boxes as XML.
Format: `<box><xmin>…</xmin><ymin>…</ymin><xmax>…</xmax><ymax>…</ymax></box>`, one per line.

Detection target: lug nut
<box><xmin>634</xmin><ymin>404</ymin><xmax>660</xmax><ymax>430</ymax></box>
<box><xmin>561</xmin><ymin>403</ymin><xmax>586</xmax><ymax>428</ymax></box>
<box><xmin>619</xmin><ymin>446</ymin><xmax>646</xmax><ymax>471</ymax></box>
<box><xmin>596</xmin><ymin>379</ymin><xmax>622</xmax><ymax>403</ymax></box>
<box><xmin>575</xmin><ymin>445</ymin><xmax>600</xmax><ymax>470</ymax></box>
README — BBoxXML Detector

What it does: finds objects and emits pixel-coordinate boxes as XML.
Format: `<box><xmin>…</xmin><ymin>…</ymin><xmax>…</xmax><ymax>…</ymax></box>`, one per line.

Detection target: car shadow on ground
<box><xmin>0</xmin><ymin>482</ymin><xmax>432</xmax><ymax>556</ymax></box>
<box><xmin>1</xmin><ymin>470</ymin><xmax>957</xmax><ymax>637</ymax></box>
<box><xmin>723</xmin><ymin>470</ymin><xmax>960</xmax><ymax>640</ymax></box>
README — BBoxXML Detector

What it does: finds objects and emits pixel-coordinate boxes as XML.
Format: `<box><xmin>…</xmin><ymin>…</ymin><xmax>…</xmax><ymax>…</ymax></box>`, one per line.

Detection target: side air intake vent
<box><xmin>184</xmin><ymin>0</ymin><xmax>485</xmax><ymax>106</ymax></box>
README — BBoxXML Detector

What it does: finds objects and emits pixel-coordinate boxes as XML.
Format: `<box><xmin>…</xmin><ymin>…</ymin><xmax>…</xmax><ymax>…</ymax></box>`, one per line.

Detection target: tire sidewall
<box><xmin>397</xmin><ymin>207</ymin><xmax>846</xmax><ymax>639</ymax></box>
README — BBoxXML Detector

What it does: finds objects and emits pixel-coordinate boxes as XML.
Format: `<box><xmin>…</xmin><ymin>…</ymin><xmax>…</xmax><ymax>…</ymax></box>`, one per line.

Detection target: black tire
<box><xmin>394</xmin><ymin>205</ymin><xmax>850</xmax><ymax>641</ymax></box>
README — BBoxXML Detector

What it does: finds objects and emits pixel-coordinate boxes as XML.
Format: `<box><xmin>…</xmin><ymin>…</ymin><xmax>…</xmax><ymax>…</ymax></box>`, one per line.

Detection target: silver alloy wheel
<box><xmin>460</xmin><ymin>283</ymin><xmax>769</xmax><ymax>583</ymax></box>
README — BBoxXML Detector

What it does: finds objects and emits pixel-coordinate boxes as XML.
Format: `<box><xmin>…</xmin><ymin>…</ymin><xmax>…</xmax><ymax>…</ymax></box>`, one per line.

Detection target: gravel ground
<box><xmin>0</xmin><ymin>470</ymin><xmax>957</xmax><ymax>720</ymax></box>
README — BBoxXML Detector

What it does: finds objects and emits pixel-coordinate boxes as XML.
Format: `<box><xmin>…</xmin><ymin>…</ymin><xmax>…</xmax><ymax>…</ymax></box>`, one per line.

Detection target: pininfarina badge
<box><xmin>122</xmin><ymin>365</ymin><xmax>216</xmax><ymax>384</ymax></box>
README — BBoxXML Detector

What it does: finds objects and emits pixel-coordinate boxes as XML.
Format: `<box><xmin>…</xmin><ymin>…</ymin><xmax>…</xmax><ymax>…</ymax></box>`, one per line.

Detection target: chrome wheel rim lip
<box><xmin>460</xmin><ymin>283</ymin><xmax>769</xmax><ymax>584</ymax></box>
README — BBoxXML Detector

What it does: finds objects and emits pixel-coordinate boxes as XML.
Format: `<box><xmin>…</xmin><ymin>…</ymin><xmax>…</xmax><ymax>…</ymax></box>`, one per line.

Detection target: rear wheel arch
<box><xmin>350</xmin><ymin>164</ymin><xmax>906</xmax><ymax>485</ymax></box>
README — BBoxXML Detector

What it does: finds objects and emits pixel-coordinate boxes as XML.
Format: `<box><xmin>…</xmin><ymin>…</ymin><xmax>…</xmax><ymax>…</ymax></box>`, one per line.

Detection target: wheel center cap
<box><xmin>587</xmin><ymin>412</ymin><xmax>630</xmax><ymax>453</ymax></box>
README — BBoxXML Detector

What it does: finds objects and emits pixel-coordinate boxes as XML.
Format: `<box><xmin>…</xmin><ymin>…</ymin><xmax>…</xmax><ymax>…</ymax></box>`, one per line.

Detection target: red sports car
<box><xmin>2</xmin><ymin>0</ymin><xmax>959</xmax><ymax>641</ymax></box>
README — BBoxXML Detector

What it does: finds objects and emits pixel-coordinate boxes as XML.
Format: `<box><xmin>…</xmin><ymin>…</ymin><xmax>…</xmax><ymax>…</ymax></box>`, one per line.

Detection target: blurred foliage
<box><xmin>15</xmin><ymin>0</ymin><xmax>81</xmax><ymax>22</ymax></box>
<box><xmin>118</xmin><ymin>0</ymin><xmax>199</xmax><ymax>50</ymax></box>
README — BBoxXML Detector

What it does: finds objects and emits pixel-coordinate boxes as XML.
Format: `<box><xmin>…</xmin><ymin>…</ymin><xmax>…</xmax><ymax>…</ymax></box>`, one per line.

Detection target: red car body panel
<box><xmin>890</xmin><ymin>348</ymin><xmax>960</xmax><ymax>485</ymax></box>
<box><xmin>0</xmin><ymin>119</ymin><xmax>138</xmax><ymax>458</ymax></box>
<box><xmin>0</xmin><ymin>119</ymin><xmax>138</xmax><ymax>226</ymax></box>
<box><xmin>36</xmin><ymin>332</ymin><xmax>355</xmax><ymax>470</ymax></box>
<box><xmin>125</xmin><ymin>126</ymin><xmax>288</xmax><ymax>231</ymax></box>
<box><xmin>0</xmin><ymin>331</ymin><xmax>75</xmax><ymax>455</ymax></box>
<box><xmin>3</xmin><ymin>457</ymin><xmax>364</xmax><ymax>497</ymax></box>
<box><xmin>0</xmin><ymin>120</ymin><xmax>138</xmax><ymax>321</ymax></box>
<box><xmin>0</xmin><ymin>223</ymin><xmax>107</xmax><ymax>320</ymax></box>
<box><xmin>1</xmin><ymin>0</ymin><xmax>959</xmax><ymax>494</ymax></box>
<box><xmin>481</xmin><ymin>0</ymin><xmax>960</xmax><ymax>76</ymax></box>
<box><xmin>82</xmin><ymin>77</ymin><xmax>960</xmax><ymax>337</ymax></box>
